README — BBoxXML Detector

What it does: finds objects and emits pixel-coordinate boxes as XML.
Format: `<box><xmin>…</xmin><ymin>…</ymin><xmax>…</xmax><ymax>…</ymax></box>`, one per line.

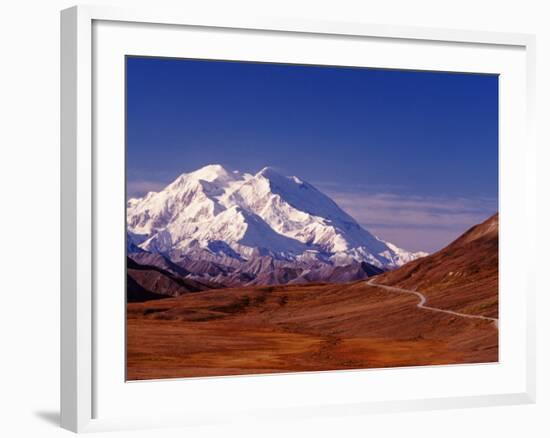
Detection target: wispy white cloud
<box><xmin>330</xmin><ymin>192</ymin><xmax>496</xmax><ymax>229</ymax></box>
<box><xmin>127</xmin><ymin>180</ymin><xmax>168</xmax><ymax>199</ymax></box>
<box><xmin>322</xmin><ymin>187</ymin><xmax>497</xmax><ymax>253</ymax></box>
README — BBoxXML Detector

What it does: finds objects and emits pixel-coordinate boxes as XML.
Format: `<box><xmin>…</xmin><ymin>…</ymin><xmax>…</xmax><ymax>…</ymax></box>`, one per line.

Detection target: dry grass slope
<box><xmin>375</xmin><ymin>214</ymin><xmax>498</xmax><ymax>318</ymax></box>
<box><xmin>127</xmin><ymin>281</ymin><xmax>497</xmax><ymax>380</ymax></box>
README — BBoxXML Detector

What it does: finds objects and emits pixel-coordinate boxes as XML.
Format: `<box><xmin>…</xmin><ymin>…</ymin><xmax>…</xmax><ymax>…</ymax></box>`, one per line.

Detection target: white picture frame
<box><xmin>60</xmin><ymin>4</ymin><xmax>536</xmax><ymax>433</ymax></box>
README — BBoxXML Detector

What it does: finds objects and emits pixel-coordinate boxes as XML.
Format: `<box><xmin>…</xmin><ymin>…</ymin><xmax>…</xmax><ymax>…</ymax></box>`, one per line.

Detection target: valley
<box><xmin>127</xmin><ymin>213</ymin><xmax>499</xmax><ymax>380</ymax></box>
<box><xmin>127</xmin><ymin>279</ymin><xmax>498</xmax><ymax>380</ymax></box>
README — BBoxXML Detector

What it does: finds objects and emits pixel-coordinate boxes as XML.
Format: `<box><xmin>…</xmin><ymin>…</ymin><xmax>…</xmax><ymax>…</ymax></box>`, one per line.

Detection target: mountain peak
<box><xmin>255</xmin><ymin>167</ymin><xmax>308</xmax><ymax>188</ymax></box>
<box><xmin>190</xmin><ymin>164</ymin><xmax>231</xmax><ymax>182</ymax></box>
<box><xmin>128</xmin><ymin>164</ymin><xmax>425</xmax><ymax>269</ymax></box>
<box><xmin>255</xmin><ymin>166</ymin><xmax>281</xmax><ymax>178</ymax></box>
<box><xmin>168</xmin><ymin>164</ymin><xmax>236</xmax><ymax>189</ymax></box>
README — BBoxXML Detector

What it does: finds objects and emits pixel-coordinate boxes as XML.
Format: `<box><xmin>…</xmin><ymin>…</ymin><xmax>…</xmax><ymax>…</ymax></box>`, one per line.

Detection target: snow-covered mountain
<box><xmin>127</xmin><ymin>164</ymin><xmax>427</xmax><ymax>271</ymax></box>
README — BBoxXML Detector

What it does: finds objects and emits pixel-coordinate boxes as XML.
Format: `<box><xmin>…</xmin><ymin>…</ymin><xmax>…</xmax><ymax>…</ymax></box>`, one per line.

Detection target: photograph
<box><xmin>125</xmin><ymin>56</ymin><xmax>499</xmax><ymax>380</ymax></box>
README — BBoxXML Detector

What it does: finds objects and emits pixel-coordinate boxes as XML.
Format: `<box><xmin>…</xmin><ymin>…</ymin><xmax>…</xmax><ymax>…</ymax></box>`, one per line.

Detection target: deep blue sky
<box><xmin>126</xmin><ymin>56</ymin><xmax>498</xmax><ymax>252</ymax></box>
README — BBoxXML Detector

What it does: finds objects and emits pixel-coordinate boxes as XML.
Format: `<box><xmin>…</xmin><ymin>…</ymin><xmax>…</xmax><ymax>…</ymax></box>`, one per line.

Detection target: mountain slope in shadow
<box><xmin>127</xmin><ymin>257</ymin><xmax>221</xmax><ymax>302</ymax></box>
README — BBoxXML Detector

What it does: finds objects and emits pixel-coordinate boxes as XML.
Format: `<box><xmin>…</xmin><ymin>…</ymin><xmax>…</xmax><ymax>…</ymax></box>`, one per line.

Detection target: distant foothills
<box><xmin>125</xmin><ymin>164</ymin><xmax>495</xmax><ymax>300</ymax></box>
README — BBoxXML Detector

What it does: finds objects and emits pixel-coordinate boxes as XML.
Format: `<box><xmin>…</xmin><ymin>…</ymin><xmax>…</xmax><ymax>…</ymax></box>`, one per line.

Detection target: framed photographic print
<box><xmin>61</xmin><ymin>5</ymin><xmax>536</xmax><ymax>433</ymax></box>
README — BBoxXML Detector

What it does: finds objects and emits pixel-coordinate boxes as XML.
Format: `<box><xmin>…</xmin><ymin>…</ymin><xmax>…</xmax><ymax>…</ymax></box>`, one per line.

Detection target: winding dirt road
<box><xmin>365</xmin><ymin>278</ymin><xmax>499</xmax><ymax>329</ymax></box>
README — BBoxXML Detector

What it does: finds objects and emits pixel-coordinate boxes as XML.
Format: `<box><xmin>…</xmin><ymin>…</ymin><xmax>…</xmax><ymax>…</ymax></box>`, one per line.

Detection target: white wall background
<box><xmin>0</xmin><ymin>0</ymin><xmax>547</xmax><ymax>436</ymax></box>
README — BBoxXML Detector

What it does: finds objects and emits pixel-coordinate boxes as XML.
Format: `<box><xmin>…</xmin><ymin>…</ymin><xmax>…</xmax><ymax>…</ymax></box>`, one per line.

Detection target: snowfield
<box><xmin>127</xmin><ymin>164</ymin><xmax>427</xmax><ymax>269</ymax></box>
